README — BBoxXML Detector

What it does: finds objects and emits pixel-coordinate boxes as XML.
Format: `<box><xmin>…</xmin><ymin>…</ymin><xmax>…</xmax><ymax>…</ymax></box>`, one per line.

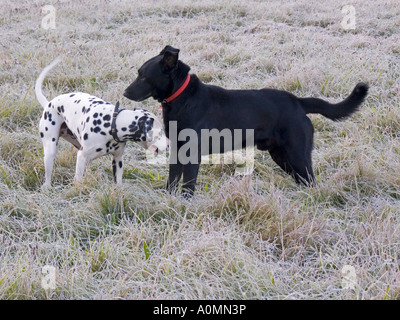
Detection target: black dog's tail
<box><xmin>298</xmin><ymin>82</ymin><xmax>369</xmax><ymax>121</ymax></box>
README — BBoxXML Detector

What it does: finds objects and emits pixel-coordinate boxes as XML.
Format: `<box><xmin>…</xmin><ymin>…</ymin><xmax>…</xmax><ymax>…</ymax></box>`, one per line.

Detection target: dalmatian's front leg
<box><xmin>112</xmin><ymin>144</ymin><xmax>126</xmax><ymax>184</ymax></box>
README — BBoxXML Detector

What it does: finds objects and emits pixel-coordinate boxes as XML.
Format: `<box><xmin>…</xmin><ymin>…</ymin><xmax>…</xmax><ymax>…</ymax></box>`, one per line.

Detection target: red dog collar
<box><xmin>163</xmin><ymin>74</ymin><xmax>191</xmax><ymax>104</ymax></box>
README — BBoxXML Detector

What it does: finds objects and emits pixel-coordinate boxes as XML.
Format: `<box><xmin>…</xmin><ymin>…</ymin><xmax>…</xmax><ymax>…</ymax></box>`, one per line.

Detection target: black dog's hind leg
<box><xmin>269</xmin><ymin>119</ymin><xmax>316</xmax><ymax>186</ymax></box>
<box><xmin>285</xmin><ymin>145</ymin><xmax>315</xmax><ymax>186</ymax></box>
<box><xmin>269</xmin><ymin>146</ymin><xmax>294</xmax><ymax>176</ymax></box>
<box><xmin>269</xmin><ymin>145</ymin><xmax>315</xmax><ymax>185</ymax></box>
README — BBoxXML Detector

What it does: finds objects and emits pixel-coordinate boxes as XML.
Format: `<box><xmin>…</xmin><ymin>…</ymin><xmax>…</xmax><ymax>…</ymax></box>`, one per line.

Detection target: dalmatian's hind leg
<box><xmin>39</xmin><ymin>113</ymin><xmax>63</xmax><ymax>188</ymax></box>
<box><xmin>74</xmin><ymin>149</ymin><xmax>92</xmax><ymax>185</ymax></box>
<box><xmin>59</xmin><ymin>122</ymin><xmax>81</xmax><ymax>150</ymax></box>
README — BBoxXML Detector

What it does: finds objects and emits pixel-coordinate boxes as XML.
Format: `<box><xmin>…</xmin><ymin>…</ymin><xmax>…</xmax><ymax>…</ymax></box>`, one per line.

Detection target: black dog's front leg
<box><xmin>182</xmin><ymin>163</ymin><xmax>200</xmax><ymax>199</ymax></box>
<box><xmin>166</xmin><ymin>163</ymin><xmax>183</xmax><ymax>193</ymax></box>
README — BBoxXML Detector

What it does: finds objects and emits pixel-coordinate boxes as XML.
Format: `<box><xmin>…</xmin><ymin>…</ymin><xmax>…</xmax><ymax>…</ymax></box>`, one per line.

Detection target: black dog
<box><xmin>124</xmin><ymin>45</ymin><xmax>368</xmax><ymax>196</ymax></box>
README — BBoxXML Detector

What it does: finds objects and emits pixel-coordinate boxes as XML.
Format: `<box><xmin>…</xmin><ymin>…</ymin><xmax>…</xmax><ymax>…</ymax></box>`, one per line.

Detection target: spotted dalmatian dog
<box><xmin>35</xmin><ymin>58</ymin><xmax>168</xmax><ymax>188</ymax></box>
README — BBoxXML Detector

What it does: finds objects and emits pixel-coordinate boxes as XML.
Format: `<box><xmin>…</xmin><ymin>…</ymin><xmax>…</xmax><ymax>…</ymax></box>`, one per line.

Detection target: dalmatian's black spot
<box><xmin>48</xmin><ymin>103</ymin><xmax>52</xmax><ymax>108</ymax></box>
<box><xmin>118</xmin><ymin>161</ymin><xmax>122</xmax><ymax>168</ymax></box>
<box><xmin>112</xmin><ymin>160</ymin><xmax>117</xmax><ymax>181</ymax></box>
<box><xmin>121</xmin><ymin>127</ymin><xmax>127</xmax><ymax>131</ymax></box>
<box><xmin>40</xmin><ymin>132</ymin><xmax>44</xmax><ymax>138</ymax></box>
<box><xmin>93</xmin><ymin>127</ymin><xmax>101</xmax><ymax>133</ymax></box>
<box><xmin>103</xmin><ymin>115</ymin><xmax>111</xmax><ymax>121</ymax></box>
<box><xmin>52</xmin><ymin>121</ymin><xmax>56</xmax><ymax>126</ymax></box>
<box><xmin>86</xmin><ymin>117</ymin><xmax>90</xmax><ymax>123</ymax></box>
<box><xmin>93</xmin><ymin>120</ymin><xmax>102</xmax><ymax>126</ymax></box>
<box><xmin>83</xmin><ymin>133</ymin><xmax>88</xmax><ymax>140</ymax></box>
<box><xmin>128</xmin><ymin>122</ymin><xmax>137</xmax><ymax>132</ymax></box>
<box><xmin>57</xmin><ymin>106</ymin><xmax>64</xmax><ymax>114</ymax></box>
<box><xmin>69</xmin><ymin>94</ymin><xmax>75</xmax><ymax>97</ymax></box>
<box><xmin>52</xmin><ymin>138</ymin><xmax>56</xmax><ymax>142</ymax></box>
<box><xmin>82</xmin><ymin>107</ymin><xmax>86</xmax><ymax>113</ymax></box>
<box><xmin>103</xmin><ymin>122</ymin><xmax>110</xmax><ymax>128</ymax></box>
<box><xmin>106</xmin><ymin>141</ymin><xmax>111</xmax><ymax>148</ymax></box>
<box><xmin>93</xmin><ymin>113</ymin><xmax>99</xmax><ymax>118</ymax></box>
<box><xmin>45</xmin><ymin>127</ymin><xmax>48</xmax><ymax>131</ymax></box>
<box><xmin>96</xmin><ymin>148</ymin><xmax>102</xmax><ymax>152</ymax></box>
<box><xmin>100</xmin><ymin>131</ymin><xmax>106</xmax><ymax>136</ymax></box>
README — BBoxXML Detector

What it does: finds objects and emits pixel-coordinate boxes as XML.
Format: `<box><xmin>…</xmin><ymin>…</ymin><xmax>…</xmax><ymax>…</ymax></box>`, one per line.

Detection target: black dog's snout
<box><xmin>123</xmin><ymin>84</ymin><xmax>136</xmax><ymax>100</ymax></box>
<box><xmin>123</xmin><ymin>87</ymin><xmax>148</xmax><ymax>102</ymax></box>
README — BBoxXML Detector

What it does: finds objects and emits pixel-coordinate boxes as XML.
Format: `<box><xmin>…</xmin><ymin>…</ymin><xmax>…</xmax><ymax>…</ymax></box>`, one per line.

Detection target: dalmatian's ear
<box><xmin>138</xmin><ymin>116</ymin><xmax>155</xmax><ymax>142</ymax></box>
<box><xmin>145</xmin><ymin>119</ymin><xmax>155</xmax><ymax>142</ymax></box>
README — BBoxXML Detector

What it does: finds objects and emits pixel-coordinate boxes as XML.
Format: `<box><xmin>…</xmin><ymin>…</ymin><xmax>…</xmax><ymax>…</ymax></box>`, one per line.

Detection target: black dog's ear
<box><xmin>160</xmin><ymin>45</ymin><xmax>179</xmax><ymax>55</ymax></box>
<box><xmin>160</xmin><ymin>46</ymin><xmax>180</xmax><ymax>71</ymax></box>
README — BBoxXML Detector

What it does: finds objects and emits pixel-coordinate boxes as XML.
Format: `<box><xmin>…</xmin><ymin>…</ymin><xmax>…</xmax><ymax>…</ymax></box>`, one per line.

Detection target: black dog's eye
<box><xmin>138</xmin><ymin>72</ymin><xmax>146</xmax><ymax>81</ymax></box>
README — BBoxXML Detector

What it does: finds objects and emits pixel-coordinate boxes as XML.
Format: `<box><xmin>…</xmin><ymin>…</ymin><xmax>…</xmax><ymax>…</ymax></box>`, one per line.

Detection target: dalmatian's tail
<box><xmin>35</xmin><ymin>57</ymin><xmax>62</xmax><ymax>108</ymax></box>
